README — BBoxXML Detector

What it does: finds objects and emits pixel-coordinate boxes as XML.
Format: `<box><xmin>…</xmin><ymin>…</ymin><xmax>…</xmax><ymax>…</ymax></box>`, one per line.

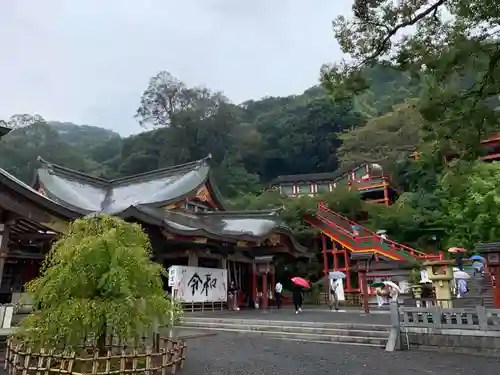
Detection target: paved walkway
<box><xmin>186</xmin><ymin>306</ymin><xmax>391</xmax><ymax>326</ymax></box>
<box><xmin>182</xmin><ymin>333</ymin><xmax>498</xmax><ymax>375</ymax></box>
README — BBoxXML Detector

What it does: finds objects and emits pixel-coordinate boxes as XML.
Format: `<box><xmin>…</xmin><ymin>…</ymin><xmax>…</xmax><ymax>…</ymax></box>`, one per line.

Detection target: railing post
<box><xmin>476</xmin><ymin>305</ymin><xmax>488</xmax><ymax>330</ymax></box>
<box><xmin>385</xmin><ymin>301</ymin><xmax>402</xmax><ymax>352</ymax></box>
<box><xmin>431</xmin><ymin>305</ymin><xmax>442</xmax><ymax>329</ymax></box>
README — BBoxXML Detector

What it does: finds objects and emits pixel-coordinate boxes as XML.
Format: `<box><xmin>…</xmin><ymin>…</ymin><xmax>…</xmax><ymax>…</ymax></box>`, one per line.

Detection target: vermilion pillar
<box><xmin>490</xmin><ymin>267</ymin><xmax>500</xmax><ymax>308</ymax></box>
<box><xmin>262</xmin><ymin>272</ymin><xmax>268</xmax><ymax>309</ymax></box>
<box><xmin>321</xmin><ymin>235</ymin><xmax>328</xmax><ymax>273</ymax></box>
<box><xmin>360</xmin><ymin>270</ymin><xmax>370</xmax><ymax>313</ymax></box>
<box><xmin>383</xmin><ymin>182</ymin><xmax>390</xmax><ymax>206</ymax></box>
<box><xmin>270</xmin><ymin>271</ymin><xmax>275</xmax><ymax>307</ymax></box>
<box><xmin>252</xmin><ymin>263</ymin><xmax>257</xmax><ymax>304</ymax></box>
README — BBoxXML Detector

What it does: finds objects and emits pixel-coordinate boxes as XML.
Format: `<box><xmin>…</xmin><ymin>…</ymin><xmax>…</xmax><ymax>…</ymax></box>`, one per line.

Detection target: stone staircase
<box><xmin>456</xmin><ymin>268</ymin><xmax>495</xmax><ymax>308</ymax></box>
<box><xmin>180</xmin><ymin>316</ymin><xmax>390</xmax><ymax>347</ymax></box>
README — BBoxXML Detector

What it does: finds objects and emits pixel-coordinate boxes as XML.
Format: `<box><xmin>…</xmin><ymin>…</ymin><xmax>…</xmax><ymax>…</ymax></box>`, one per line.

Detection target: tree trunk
<box><xmin>97</xmin><ymin>325</ymin><xmax>106</xmax><ymax>354</ymax></box>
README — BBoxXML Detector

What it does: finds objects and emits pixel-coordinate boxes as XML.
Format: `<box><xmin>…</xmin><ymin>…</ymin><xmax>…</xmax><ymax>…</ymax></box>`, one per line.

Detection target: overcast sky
<box><xmin>0</xmin><ymin>1</ymin><xmax>349</xmax><ymax>136</ymax></box>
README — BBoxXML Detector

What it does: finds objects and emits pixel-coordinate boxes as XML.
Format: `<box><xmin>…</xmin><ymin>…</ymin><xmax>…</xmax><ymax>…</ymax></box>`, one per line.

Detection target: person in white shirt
<box><xmin>329</xmin><ymin>278</ymin><xmax>340</xmax><ymax>311</ymax></box>
<box><xmin>275</xmin><ymin>281</ymin><xmax>283</xmax><ymax>309</ymax></box>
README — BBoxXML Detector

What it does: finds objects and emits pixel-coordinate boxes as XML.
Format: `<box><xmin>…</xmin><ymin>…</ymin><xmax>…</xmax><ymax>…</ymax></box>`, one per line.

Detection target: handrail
<box><xmin>317</xmin><ymin>203</ymin><xmax>440</xmax><ymax>259</ymax></box>
<box><xmin>318</xmin><ymin>203</ymin><xmax>413</xmax><ymax>249</ymax></box>
<box><xmin>348</xmin><ymin>173</ymin><xmax>392</xmax><ymax>185</ymax></box>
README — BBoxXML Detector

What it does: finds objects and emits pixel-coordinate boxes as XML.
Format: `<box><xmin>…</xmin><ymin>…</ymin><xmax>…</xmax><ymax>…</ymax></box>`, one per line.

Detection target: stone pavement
<box><xmin>186</xmin><ymin>306</ymin><xmax>391</xmax><ymax>326</ymax></box>
<box><xmin>182</xmin><ymin>332</ymin><xmax>498</xmax><ymax>375</ymax></box>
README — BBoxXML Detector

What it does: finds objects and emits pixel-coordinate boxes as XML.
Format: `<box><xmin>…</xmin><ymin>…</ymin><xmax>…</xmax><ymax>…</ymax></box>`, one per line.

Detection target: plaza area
<box><xmin>183</xmin><ymin>332</ymin><xmax>498</xmax><ymax>375</ymax></box>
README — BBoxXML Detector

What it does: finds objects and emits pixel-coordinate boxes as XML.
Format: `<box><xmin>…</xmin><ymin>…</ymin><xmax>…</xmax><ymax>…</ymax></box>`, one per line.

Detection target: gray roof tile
<box><xmin>118</xmin><ymin>205</ymin><xmax>308</xmax><ymax>254</ymax></box>
<box><xmin>36</xmin><ymin>155</ymin><xmax>223</xmax><ymax>213</ymax></box>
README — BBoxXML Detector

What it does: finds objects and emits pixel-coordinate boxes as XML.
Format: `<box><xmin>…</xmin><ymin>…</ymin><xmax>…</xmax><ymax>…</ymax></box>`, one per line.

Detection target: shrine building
<box><xmin>0</xmin><ymin>127</ymin><xmax>307</xmax><ymax>309</ymax></box>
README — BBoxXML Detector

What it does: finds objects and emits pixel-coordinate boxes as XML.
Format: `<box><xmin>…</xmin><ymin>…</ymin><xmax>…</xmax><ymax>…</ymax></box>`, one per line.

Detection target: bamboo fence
<box><xmin>4</xmin><ymin>336</ymin><xmax>187</xmax><ymax>375</ymax></box>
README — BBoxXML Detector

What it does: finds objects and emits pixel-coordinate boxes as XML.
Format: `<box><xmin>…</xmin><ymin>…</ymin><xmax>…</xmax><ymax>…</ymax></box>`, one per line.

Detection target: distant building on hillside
<box><xmin>270</xmin><ymin>162</ymin><xmax>397</xmax><ymax>206</ymax></box>
<box><xmin>412</xmin><ymin>131</ymin><xmax>500</xmax><ymax>162</ymax></box>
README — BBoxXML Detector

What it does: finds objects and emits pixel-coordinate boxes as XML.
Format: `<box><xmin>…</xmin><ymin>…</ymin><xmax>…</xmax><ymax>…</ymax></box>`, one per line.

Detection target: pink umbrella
<box><xmin>448</xmin><ymin>247</ymin><xmax>467</xmax><ymax>253</ymax></box>
<box><xmin>291</xmin><ymin>277</ymin><xmax>310</xmax><ymax>289</ymax></box>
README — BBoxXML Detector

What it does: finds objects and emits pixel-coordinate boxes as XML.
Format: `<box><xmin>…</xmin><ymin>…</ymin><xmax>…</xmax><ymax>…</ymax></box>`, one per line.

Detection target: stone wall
<box><xmin>405</xmin><ymin>327</ymin><xmax>500</xmax><ymax>355</ymax></box>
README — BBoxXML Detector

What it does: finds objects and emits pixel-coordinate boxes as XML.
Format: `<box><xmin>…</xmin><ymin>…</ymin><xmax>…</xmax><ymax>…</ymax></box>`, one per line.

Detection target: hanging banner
<box><xmin>169</xmin><ymin>266</ymin><xmax>228</xmax><ymax>303</ymax></box>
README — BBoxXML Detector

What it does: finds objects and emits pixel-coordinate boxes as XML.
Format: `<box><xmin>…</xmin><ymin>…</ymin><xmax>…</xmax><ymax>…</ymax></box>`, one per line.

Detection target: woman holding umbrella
<box><xmin>291</xmin><ymin>277</ymin><xmax>309</xmax><ymax>314</ymax></box>
<box><xmin>448</xmin><ymin>247</ymin><xmax>467</xmax><ymax>270</ymax></box>
<box><xmin>329</xmin><ymin>271</ymin><xmax>346</xmax><ymax>311</ymax></box>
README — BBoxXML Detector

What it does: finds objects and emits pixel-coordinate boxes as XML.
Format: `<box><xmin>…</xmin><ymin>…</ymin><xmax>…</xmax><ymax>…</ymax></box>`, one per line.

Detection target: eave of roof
<box><xmin>117</xmin><ymin>205</ymin><xmax>308</xmax><ymax>255</ymax></box>
<box><xmin>270</xmin><ymin>162</ymin><xmax>370</xmax><ymax>185</ymax></box>
<box><xmin>0</xmin><ymin>168</ymin><xmax>307</xmax><ymax>255</ymax></box>
<box><xmin>0</xmin><ymin>125</ymin><xmax>11</xmax><ymax>139</ymax></box>
<box><xmin>0</xmin><ymin>168</ymin><xmax>80</xmax><ymax>220</ymax></box>
<box><xmin>35</xmin><ymin>154</ymin><xmax>227</xmax><ymax>212</ymax></box>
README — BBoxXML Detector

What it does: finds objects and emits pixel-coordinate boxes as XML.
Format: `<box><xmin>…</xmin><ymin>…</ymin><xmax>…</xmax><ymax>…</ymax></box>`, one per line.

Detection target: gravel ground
<box><xmin>182</xmin><ymin>332</ymin><xmax>499</xmax><ymax>375</ymax></box>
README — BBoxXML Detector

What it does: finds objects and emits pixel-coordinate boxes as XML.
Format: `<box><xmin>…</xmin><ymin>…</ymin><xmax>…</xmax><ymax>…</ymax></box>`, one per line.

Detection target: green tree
<box><xmin>321</xmin><ymin>0</ymin><xmax>500</xmax><ymax>160</ymax></box>
<box><xmin>440</xmin><ymin>162</ymin><xmax>500</xmax><ymax>250</ymax></box>
<box><xmin>0</xmin><ymin>118</ymin><xmax>94</xmax><ymax>182</ymax></box>
<box><xmin>338</xmin><ymin>100</ymin><xmax>424</xmax><ymax>167</ymax></box>
<box><xmin>18</xmin><ymin>214</ymin><xmax>176</xmax><ymax>350</ymax></box>
<box><xmin>229</xmin><ymin>188</ymin><xmax>367</xmax><ymax>240</ymax></box>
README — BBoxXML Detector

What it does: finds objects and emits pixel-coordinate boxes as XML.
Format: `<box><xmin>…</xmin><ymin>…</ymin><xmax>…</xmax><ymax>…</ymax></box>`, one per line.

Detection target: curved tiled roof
<box><xmin>35</xmin><ymin>155</ymin><xmax>226</xmax><ymax>213</ymax></box>
<box><xmin>116</xmin><ymin>205</ymin><xmax>308</xmax><ymax>255</ymax></box>
<box><xmin>0</xmin><ymin>125</ymin><xmax>11</xmax><ymax>139</ymax></box>
<box><xmin>0</xmin><ymin>167</ymin><xmax>81</xmax><ymax>220</ymax></box>
<box><xmin>19</xmin><ymin>156</ymin><xmax>308</xmax><ymax>254</ymax></box>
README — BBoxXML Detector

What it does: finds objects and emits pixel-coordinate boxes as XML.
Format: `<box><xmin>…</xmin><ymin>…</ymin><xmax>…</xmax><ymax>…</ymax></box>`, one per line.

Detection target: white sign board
<box><xmin>169</xmin><ymin>266</ymin><xmax>227</xmax><ymax>303</ymax></box>
<box><xmin>168</xmin><ymin>266</ymin><xmax>178</xmax><ymax>287</ymax></box>
<box><xmin>420</xmin><ymin>270</ymin><xmax>430</xmax><ymax>283</ymax></box>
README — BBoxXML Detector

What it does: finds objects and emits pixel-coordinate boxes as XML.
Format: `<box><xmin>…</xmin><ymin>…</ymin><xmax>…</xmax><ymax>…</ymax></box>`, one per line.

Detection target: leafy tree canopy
<box><xmin>18</xmin><ymin>214</ymin><xmax>176</xmax><ymax>350</ymax></box>
<box><xmin>440</xmin><ymin>161</ymin><xmax>500</xmax><ymax>249</ymax></box>
<box><xmin>321</xmin><ymin>0</ymin><xmax>500</xmax><ymax>159</ymax></box>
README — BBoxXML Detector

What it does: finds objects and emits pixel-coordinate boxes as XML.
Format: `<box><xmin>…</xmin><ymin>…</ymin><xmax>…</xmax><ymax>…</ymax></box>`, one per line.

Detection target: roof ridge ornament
<box><xmin>37</xmin><ymin>156</ymin><xmax>54</xmax><ymax>175</ymax></box>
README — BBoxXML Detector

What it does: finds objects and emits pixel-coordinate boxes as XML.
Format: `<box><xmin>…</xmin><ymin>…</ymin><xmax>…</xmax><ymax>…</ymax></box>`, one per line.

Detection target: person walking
<box><xmin>275</xmin><ymin>281</ymin><xmax>283</xmax><ymax>309</ymax></box>
<box><xmin>292</xmin><ymin>286</ymin><xmax>303</xmax><ymax>314</ymax></box>
<box><xmin>329</xmin><ymin>278</ymin><xmax>340</xmax><ymax>311</ymax></box>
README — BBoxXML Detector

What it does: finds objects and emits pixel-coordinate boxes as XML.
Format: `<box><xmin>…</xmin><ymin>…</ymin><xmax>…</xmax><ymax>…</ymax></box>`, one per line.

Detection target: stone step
<box><xmin>180</xmin><ymin>317</ymin><xmax>389</xmax><ymax>347</ymax></box>
<box><xmin>181</xmin><ymin>321</ymin><xmax>388</xmax><ymax>338</ymax></box>
<box><xmin>181</xmin><ymin>317</ymin><xmax>389</xmax><ymax>331</ymax></box>
<box><xmin>178</xmin><ymin>325</ymin><xmax>387</xmax><ymax>347</ymax></box>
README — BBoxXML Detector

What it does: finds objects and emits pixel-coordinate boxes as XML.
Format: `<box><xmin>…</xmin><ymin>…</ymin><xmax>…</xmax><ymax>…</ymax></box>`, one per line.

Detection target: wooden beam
<box><xmin>0</xmin><ymin>190</ymin><xmax>69</xmax><ymax>234</ymax></box>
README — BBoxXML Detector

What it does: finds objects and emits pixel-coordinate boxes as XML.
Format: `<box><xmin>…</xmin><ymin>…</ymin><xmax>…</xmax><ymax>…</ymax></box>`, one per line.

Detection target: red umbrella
<box><xmin>448</xmin><ymin>247</ymin><xmax>467</xmax><ymax>253</ymax></box>
<box><xmin>291</xmin><ymin>277</ymin><xmax>310</xmax><ymax>289</ymax></box>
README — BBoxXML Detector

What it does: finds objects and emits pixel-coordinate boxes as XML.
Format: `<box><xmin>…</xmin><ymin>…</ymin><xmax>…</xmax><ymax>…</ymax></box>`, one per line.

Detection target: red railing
<box><xmin>316</xmin><ymin>202</ymin><xmax>443</xmax><ymax>260</ymax></box>
<box><xmin>315</xmin><ymin>213</ymin><xmax>406</xmax><ymax>257</ymax></box>
<box><xmin>347</xmin><ymin>173</ymin><xmax>392</xmax><ymax>187</ymax></box>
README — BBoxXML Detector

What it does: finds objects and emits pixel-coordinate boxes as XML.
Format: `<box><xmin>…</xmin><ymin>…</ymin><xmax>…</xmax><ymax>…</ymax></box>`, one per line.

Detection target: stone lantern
<box><xmin>422</xmin><ymin>260</ymin><xmax>455</xmax><ymax>308</ymax></box>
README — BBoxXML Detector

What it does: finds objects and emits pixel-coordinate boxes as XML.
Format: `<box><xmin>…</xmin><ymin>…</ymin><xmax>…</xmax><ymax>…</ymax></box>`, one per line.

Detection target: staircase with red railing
<box><xmin>306</xmin><ymin>202</ymin><xmax>443</xmax><ymax>261</ymax></box>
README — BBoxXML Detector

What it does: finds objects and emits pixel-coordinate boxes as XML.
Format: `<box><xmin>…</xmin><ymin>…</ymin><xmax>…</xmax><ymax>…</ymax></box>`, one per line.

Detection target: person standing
<box><xmin>329</xmin><ymin>278</ymin><xmax>340</xmax><ymax>311</ymax></box>
<box><xmin>457</xmin><ymin>278</ymin><xmax>468</xmax><ymax>298</ymax></box>
<box><xmin>228</xmin><ymin>281</ymin><xmax>239</xmax><ymax>311</ymax></box>
<box><xmin>275</xmin><ymin>281</ymin><xmax>283</xmax><ymax>309</ymax></box>
<box><xmin>292</xmin><ymin>286</ymin><xmax>303</xmax><ymax>314</ymax></box>
<box><xmin>375</xmin><ymin>285</ymin><xmax>388</xmax><ymax>308</ymax></box>
<box><xmin>388</xmin><ymin>285</ymin><xmax>399</xmax><ymax>304</ymax></box>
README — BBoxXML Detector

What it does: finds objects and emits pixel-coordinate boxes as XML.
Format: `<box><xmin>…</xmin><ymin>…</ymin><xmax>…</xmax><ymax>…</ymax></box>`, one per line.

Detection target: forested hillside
<box><xmin>0</xmin><ymin>65</ymin><xmax>415</xmax><ymax>197</ymax></box>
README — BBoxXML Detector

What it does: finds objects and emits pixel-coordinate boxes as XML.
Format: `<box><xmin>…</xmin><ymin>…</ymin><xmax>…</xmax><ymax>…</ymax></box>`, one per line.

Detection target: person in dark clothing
<box><xmin>292</xmin><ymin>286</ymin><xmax>303</xmax><ymax>314</ymax></box>
<box><xmin>227</xmin><ymin>281</ymin><xmax>239</xmax><ymax>311</ymax></box>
